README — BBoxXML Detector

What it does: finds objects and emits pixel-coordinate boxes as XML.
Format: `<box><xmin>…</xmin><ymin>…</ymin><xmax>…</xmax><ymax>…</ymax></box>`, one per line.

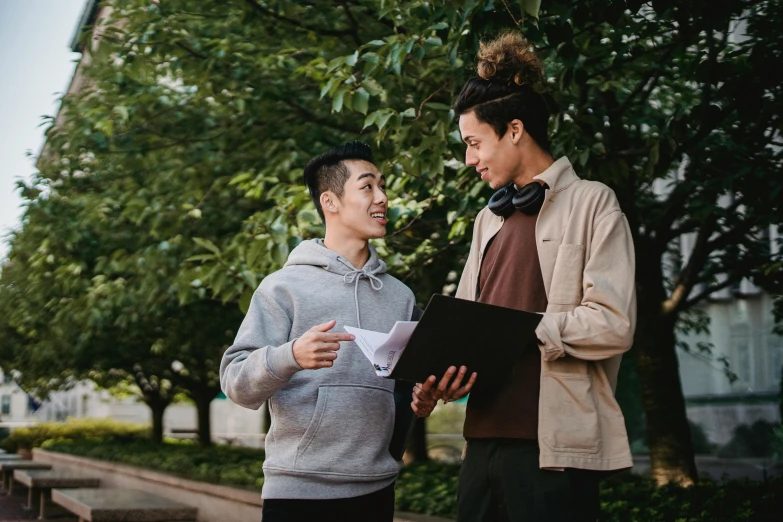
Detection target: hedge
<box><xmin>6</xmin><ymin>421</ymin><xmax>782</xmax><ymax>520</ymax></box>
<box><xmin>48</xmin><ymin>439</ymin><xmax>266</xmax><ymax>491</ymax></box>
<box><xmin>1</xmin><ymin>418</ymin><xmax>148</xmax><ymax>452</ymax></box>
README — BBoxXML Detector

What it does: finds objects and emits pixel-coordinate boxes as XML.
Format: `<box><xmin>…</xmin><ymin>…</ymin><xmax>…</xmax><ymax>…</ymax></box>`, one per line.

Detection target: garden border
<box><xmin>31</xmin><ymin>448</ymin><xmax>455</xmax><ymax>522</ymax></box>
<box><xmin>32</xmin><ymin>448</ymin><xmax>263</xmax><ymax>522</ymax></box>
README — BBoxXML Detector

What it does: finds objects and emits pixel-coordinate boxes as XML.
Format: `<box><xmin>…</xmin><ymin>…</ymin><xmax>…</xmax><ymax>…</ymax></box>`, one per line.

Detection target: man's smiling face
<box><xmin>327</xmin><ymin>160</ymin><xmax>388</xmax><ymax>240</ymax></box>
<box><xmin>459</xmin><ymin>110</ymin><xmax>522</xmax><ymax>190</ymax></box>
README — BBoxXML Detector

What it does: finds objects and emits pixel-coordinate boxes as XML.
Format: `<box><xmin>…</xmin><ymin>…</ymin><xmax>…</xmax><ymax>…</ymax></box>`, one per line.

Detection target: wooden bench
<box><xmin>0</xmin><ymin>461</ymin><xmax>52</xmax><ymax>493</ymax></box>
<box><xmin>14</xmin><ymin>469</ymin><xmax>100</xmax><ymax>519</ymax></box>
<box><xmin>52</xmin><ymin>488</ymin><xmax>198</xmax><ymax>522</ymax></box>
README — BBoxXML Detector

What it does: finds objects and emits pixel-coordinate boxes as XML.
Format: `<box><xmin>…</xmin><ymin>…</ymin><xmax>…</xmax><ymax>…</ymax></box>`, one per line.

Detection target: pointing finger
<box><xmin>310</xmin><ymin>320</ymin><xmax>337</xmax><ymax>333</ymax></box>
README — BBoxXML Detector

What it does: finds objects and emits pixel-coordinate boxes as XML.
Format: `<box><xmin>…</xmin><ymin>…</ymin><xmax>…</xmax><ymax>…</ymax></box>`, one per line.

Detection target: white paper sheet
<box><xmin>345</xmin><ymin>321</ymin><xmax>418</xmax><ymax>377</ymax></box>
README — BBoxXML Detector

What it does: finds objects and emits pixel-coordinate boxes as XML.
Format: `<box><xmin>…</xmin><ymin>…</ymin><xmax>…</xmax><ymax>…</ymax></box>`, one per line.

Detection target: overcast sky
<box><xmin>0</xmin><ymin>0</ymin><xmax>86</xmax><ymax>260</ymax></box>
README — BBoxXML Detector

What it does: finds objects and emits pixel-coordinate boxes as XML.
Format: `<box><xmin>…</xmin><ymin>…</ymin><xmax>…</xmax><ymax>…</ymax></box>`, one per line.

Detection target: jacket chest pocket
<box><xmin>549</xmin><ymin>244</ymin><xmax>585</xmax><ymax>305</ymax></box>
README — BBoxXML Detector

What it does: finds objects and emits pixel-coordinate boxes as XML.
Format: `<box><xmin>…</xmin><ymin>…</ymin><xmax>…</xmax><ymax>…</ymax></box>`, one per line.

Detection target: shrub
<box><xmin>395</xmin><ymin>461</ymin><xmax>460</xmax><ymax>517</ymax></box>
<box><xmin>627</xmin><ymin>420</ymin><xmax>715</xmax><ymax>456</ymax></box>
<box><xmin>22</xmin><ymin>428</ymin><xmax>783</xmax><ymax>520</ymax></box>
<box><xmin>600</xmin><ymin>473</ymin><xmax>783</xmax><ymax>522</ymax></box>
<box><xmin>397</xmin><ymin>463</ymin><xmax>783</xmax><ymax>520</ymax></box>
<box><xmin>1</xmin><ymin>418</ymin><xmax>148</xmax><ymax>452</ymax></box>
<box><xmin>772</xmin><ymin>424</ymin><xmax>783</xmax><ymax>462</ymax></box>
<box><xmin>46</xmin><ymin>438</ymin><xmax>266</xmax><ymax>491</ymax></box>
<box><xmin>718</xmin><ymin>420</ymin><xmax>777</xmax><ymax>458</ymax></box>
<box><xmin>690</xmin><ymin>420</ymin><xmax>716</xmax><ymax>455</ymax></box>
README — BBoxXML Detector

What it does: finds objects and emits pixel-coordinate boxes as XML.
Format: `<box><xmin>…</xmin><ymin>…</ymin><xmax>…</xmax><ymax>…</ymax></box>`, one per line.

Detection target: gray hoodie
<box><xmin>220</xmin><ymin>239</ymin><xmax>416</xmax><ymax>500</ymax></box>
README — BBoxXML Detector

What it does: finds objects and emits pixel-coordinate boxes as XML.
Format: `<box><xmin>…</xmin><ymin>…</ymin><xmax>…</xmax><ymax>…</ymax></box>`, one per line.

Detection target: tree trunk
<box><xmin>406</xmin><ymin>417</ymin><xmax>429</xmax><ymax>462</ymax></box>
<box><xmin>635</xmin><ymin>260</ymin><xmax>699</xmax><ymax>485</ymax></box>
<box><xmin>147</xmin><ymin>397</ymin><xmax>167</xmax><ymax>444</ymax></box>
<box><xmin>615</xmin><ymin>349</ymin><xmax>646</xmax><ymax>447</ymax></box>
<box><xmin>193</xmin><ymin>388</ymin><xmax>215</xmax><ymax>447</ymax></box>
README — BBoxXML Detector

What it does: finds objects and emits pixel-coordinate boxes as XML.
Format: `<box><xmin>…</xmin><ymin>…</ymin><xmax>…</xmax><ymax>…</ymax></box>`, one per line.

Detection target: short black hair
<box><xmin>303</xmin><ymin>141</ymin><xmax>374</xmax><ymax>221</ymax></box>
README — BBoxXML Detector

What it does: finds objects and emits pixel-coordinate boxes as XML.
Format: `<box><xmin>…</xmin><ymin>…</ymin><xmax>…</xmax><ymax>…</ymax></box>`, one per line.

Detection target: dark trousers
<box><xmin>458</xmin><ymin>439</ymin><xmax>600</xmax><ymax>522</ymax></box>
<box><xmin>261</xmin><ymin>483</ymin><xmax>395</xmax><ymax>522</ymax></box>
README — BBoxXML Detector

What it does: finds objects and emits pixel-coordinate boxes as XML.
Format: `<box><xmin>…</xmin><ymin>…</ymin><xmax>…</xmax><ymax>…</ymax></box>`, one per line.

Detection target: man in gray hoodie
<box><xmin>220</xmin><ymin>141</ymin><xmax>417</xmax><ymax>522</ymax></box>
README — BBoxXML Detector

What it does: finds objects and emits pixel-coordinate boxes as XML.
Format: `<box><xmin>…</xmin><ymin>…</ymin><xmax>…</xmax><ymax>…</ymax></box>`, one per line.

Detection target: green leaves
<box><xmin>192</xmin><ymin>238</ymin><xmax>221</xmax><ymax>256</ymax></box>
<box><xmin>521</xmin><ymin>0</ymin><xmax>541</xmax><ymax>19</ymax></box>
<box><xmin>353</xmin><ymin>88</ymin><xmax>370</xmax><ymax>115</ymax></box>
<box><xmin>2</xmin><ymin>0</ymin><xmax>782</xmax><ymax>463</ymax></box>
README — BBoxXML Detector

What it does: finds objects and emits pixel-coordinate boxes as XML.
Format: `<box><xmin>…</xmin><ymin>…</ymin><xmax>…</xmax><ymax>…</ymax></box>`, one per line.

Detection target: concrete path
<box><xmin>632</xmin><ymin>455</ymin><xmax>783</xmax><ymax>481</ymax></box>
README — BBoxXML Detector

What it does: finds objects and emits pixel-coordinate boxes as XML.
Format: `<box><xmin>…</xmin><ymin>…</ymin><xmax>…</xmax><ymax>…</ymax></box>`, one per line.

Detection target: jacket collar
<box><xmin>533</xmin><ymin>156</ymin><xmax>579</xmax><ymax>193</ymax></box>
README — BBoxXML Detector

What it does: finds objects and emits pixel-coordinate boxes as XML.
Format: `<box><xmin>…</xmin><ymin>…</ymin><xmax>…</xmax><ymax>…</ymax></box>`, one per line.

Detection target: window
<box><xmin>730</xmin><ymin>323</ymin><xmax>752</xmax><ymax>388</ymax></box>
<box><xmin>1</xmin><ymin>395</ymin><xmax>11</xmax><ymax>415</ymax></box>
<box><xmin>766</xmin><ymin>331</ymin><xmax>783</xmax><ymax>390</ymax></box>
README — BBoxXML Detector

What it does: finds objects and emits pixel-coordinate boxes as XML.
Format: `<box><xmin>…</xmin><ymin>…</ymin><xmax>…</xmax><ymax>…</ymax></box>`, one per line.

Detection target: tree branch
<box><xmin>500</xmin><ymin>0</ymin><xmax>521</xmax><ymax>26</ymax></box>
<box><xmin>176</xmin><ymin>41</ymin><xmax>207</xmax><ymax>60</ymax></box>
<box><xmin>662</xmin><ymin>215</ymin><xmax>717</xmax><ymax>316</ymax></box>
<box><xmin>416</xmin><ymin>79</ymin><xmax>455</xmax><ymax>119</ymax></box>
<box><xmin>340</xmin><ymin>2</ymin><xmax>362</xmax><ymax>47</ymax></box>
<box><xmin>268</xmin><ymin>95</ymin><xmax>362</xmax><ymax>135</ymax></box>
<box><xmin>390</xmin><ymin>197</ymin><xmax>435</xmax><ymax>237</ymax></box>
<box><xmin>614</xmin><ymin>44</ymin><xmax>678</xmax><ymax>117</ymax></box>
<box><xmin>243</xmin><ymin>0</ymin><xmax>359</xmax><ymax>40</ymax></box>
<box><xmin>683</xmin><ymin>275</ymin><xmax>741</xmax><ymax>309</ymax></box>
<box><xmin>666</xmin><ymin>218</ymin><xmax>702</xmax><ymax>241</ymax></box>
<box><xmin>654</xmin><ymin>181</ymin><xmax>693</xmax><ymax>250</ymax></box>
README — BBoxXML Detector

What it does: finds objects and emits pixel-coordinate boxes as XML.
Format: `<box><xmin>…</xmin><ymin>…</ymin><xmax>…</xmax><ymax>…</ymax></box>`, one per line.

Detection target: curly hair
<box><xmin>454</xmin><ymin>31</ymin><xmax>550</xmax><ymax>151</ymax></box>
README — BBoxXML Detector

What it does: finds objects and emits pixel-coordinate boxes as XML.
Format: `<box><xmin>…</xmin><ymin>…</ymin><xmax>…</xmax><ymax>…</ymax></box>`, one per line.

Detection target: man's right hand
<box><xmin>292</xmin><ymin>320</ymin><xmax>354</xmax><ymax>370</ymax></box>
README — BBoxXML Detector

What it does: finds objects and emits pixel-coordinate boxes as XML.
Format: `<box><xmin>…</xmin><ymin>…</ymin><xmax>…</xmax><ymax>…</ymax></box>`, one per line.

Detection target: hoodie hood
<box><xmin>285</xmin><ymin>238</ymin><xmax>387</xmax><ymax>276</ymax></box>
<box><xmin>285</xmin><ymin>239</ymin><xmax>387</xmax><ymax>327</ymax></box>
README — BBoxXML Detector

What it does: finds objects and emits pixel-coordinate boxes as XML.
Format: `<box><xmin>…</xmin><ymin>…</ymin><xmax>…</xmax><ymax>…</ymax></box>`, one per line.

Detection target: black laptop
<box><xmin>389</xmin><ymin>294</ymin><xmax>543</xmax><ymax>389</ymax></box>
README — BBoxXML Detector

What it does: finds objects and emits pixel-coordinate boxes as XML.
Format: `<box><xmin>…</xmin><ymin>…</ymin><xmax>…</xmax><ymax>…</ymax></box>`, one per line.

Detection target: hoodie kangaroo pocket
<box><xmin>541</xmin><ymin>372</ymin><xmax>601</xmax><ymax>454</ymax></box>
<box><xmin>295</xmin><ymin>385</ymin><xmax>398</xmax><ymax>477</ymax></box>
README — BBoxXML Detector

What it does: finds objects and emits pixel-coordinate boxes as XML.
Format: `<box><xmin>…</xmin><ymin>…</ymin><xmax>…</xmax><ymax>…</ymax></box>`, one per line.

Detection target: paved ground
<box><xmin>0</xmin><ymin>484</ymin><xmax>77</xmax><ymax>521</ymax></box>
<box><xmin>0</xmin><ymin>483</ymin><xmax>447</xmax><ymax>522</ymax></box>
<box><xmin>1</xmin><ymin>456</ymin><xmax>778</xmax><ymax>522</ymax></box>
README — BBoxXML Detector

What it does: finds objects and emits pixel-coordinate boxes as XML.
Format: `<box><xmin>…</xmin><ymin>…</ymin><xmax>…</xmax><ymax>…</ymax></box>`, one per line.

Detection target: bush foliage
<box><xmin>718</xmin><ymin>420</ymin><xmax>778</xmax><ymax>459</ymax></box>
<box><xmin>6</xmin><ymin>421</ymin><xmax>782</xmax><ymax>519</ymax></box>
<box><xmin>1</xmin><ymin>418</ymin><xmax>147</xmax><ymax>452</ymax></box>
<box><xmin>48</xmin><ymin>439</ymin><xmax>266</xmax><ymax>491</ymax></box>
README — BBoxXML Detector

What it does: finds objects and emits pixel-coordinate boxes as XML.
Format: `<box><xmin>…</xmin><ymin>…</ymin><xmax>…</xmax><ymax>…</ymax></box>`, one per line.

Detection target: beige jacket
<box><xmin>456</xmin><ymin>157</ymin><xmax>636</xmax><ymax>471</ymax></box>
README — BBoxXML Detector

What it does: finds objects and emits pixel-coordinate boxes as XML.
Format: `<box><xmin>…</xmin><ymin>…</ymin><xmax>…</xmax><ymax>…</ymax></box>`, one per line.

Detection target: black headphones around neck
<box><xmin>488</xmin><ymin>182</ymin><xmax>547</xmax><ymax>217</ymax></box>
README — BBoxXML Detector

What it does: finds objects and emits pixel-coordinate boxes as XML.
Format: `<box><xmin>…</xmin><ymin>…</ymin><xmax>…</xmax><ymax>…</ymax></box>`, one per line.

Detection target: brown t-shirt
<box><xmin>463</xmin><ymin>210</ymin><xmax>548</xmax><ymax>440</ymax></box>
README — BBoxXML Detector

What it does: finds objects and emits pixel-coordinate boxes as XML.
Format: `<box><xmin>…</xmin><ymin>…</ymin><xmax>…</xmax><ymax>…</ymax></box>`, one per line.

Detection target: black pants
<box><xmin>458</xmin><ymin>439</ymin><xmax>600</xmax><ymax>522</ymax></box>
<box><xmin>261</xmin><ymin>483</ymin><xmax>395</xmax><ymax>522</ymax></box>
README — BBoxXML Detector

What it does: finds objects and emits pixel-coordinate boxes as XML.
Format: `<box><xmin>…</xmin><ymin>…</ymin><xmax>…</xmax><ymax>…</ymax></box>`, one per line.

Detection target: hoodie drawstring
<box><xmin>343</xmin><ymin>269</ymin><xmax>383</xmax><ymax>328</ymax></box>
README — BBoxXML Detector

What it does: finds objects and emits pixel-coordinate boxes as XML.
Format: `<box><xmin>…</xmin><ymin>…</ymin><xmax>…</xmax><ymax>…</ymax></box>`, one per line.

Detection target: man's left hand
<box><xmin>411</xmin><ymin>376</ymin><xmax>439</xmax><ymax>417</ymax></box>
<box><xmin>411</xmin><ymin>366</ymin><xmax>477</xmax><ymax>417</ymax></box>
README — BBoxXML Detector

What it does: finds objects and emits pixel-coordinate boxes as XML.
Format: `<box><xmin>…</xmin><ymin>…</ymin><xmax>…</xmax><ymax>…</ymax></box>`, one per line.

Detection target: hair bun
<box><xmin>476</xmin><ymin>32</ymin><xmax>543</xmax><ymax>86</ymax></box>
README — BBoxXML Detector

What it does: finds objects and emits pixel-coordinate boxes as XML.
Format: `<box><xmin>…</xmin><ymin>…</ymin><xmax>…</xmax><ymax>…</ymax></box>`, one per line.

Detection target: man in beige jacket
<box><xmin>411</xmin><ymin>33</ymin><xmax>636</xmax><ymax>522</ymax></box>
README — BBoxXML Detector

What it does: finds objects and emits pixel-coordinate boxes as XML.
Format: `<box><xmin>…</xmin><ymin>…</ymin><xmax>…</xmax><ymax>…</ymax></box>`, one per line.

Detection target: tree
<box><xmin>3</xmin><ymin>101</ymin><xmax>243</xmax><ymax>445</ymax></box>
<box><xmin>305</xmin><ymin>0</ymin><xmax>783</xmax><ymax>484</ymax></box>
<box><xmin>8</xmin><ymin>0</ymin><xmax>781</xmax><ymax>480</ymax></box>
